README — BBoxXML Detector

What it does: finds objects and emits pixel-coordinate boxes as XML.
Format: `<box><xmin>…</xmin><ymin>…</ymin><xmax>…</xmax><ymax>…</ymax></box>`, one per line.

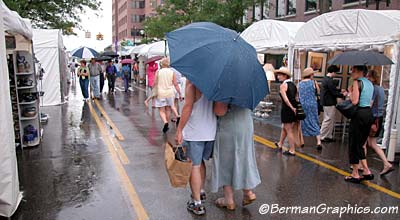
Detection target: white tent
<box><xmin>33</xmin><ymin>29</ymin><xmax>68</xmax><ymax>106</ymax></box>
<box><xmin>0</xmin><ymin>0</ymin><xmax>26</xmax><ymax>217</ymax></box>
<box><xmin>130</xmin><ymin>44</ymin><xmax>147</xmax><ymax>55</ymax></box>
<box><xmin>241</xmin><ymin>19</ymin><xmax>304</xmax><ymax>54</ymax></box>
<box><xmin>241</xmin><ymin>19</ymin><xmax>304</xmax><ymax>75</ymax></box>
<box><xmin>138</xmin><ymin>41</ymin><xmax>168</xmax><ymax>58</ymax></box>
<box><xmin>294</xmin><ymin>9</ymin><xmax>400</xmax><ymax>158</ymax></box>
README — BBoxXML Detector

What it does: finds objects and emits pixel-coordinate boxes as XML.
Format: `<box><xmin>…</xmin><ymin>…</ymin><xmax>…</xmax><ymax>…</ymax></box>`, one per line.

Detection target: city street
<box><xmin>4</xmin><ymin>80</ymin><xmax>399</xmax><ymax>220</ymax></box>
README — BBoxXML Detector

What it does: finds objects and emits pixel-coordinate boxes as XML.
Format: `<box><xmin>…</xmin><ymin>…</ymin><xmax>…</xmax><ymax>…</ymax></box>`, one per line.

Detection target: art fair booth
<box><xmin>0</xmin><ymin>0</ymin><xmax>33</xmax><ymax>216</ymax></box>
<box><xmin>33</xmin><ymin>29</ymin><xmax>68</xmax><ymax>106</ymax></box>
<box><xmin>293</xmin><ymin>9</ymin><xmax>400</xmax><ymax>160</ymax></box>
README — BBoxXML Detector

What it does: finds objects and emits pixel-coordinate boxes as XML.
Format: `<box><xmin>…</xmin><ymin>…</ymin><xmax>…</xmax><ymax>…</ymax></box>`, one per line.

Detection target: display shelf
<box><xmin>17</xmin><ymin>84</ymin><xmax>35</xmax><ymax>90</ymax></box>
<box><xmin>15</xmin><ymin>71</ymin><xmax>34</xmax><ymax>76</ymax></box>
<box><xmin>20</xmin><ymin>113</ymin><xmax>38</xmax><ymax>120</ymax></box>
<box><xmin>19</xmin><ymin>100</ymin><xmax>37</xmax><ymax>105</ymax></box>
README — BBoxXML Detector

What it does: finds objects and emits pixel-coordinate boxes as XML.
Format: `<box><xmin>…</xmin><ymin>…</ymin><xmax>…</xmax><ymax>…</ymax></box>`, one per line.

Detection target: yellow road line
<box><xmin>111</xmin><ymin>136</ymin><xmax>130</xmax><ymax>165</ymax></box>
<box><xmin>253</xmin><ymin>134</ymin><xmax>400</xmax><ymax>200</ymax></box>
<box><xmin>89</xmin><ymin>102</ymin><xmax>149</xmax><ymax>220</ymax></box>
<box><xmin>94</xmin><ymin>99</ymin><xmax>125</xmax><ymax>141</ymax></box>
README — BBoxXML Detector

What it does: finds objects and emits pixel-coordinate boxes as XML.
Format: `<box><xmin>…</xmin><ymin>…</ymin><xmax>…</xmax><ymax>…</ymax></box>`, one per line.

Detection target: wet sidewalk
<box><xmin>3</xmin><ymin>80</ymin><xmax>399</xmax><ymax>220</ymax></box>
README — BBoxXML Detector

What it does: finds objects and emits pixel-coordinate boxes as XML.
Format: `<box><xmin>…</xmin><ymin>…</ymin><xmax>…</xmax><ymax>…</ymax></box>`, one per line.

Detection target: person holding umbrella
<box><xmin>121</xmin><ymin>63</ymin><xmax>131</xmax><ymax>92</ymax></box>
<box><xmin>88</xmin><ymin>58</ymin><xmax>102</xmax><ymax>99</ymax></box>
<box><xmin>342</xmin><ymin>65</ymin><xmax>374</xmax><ymax>183</ymax></box>
<box><xmin>77</xmin><ymin>60</ymin><xmax>90</xmax><ymax>101</ymax></box>
<box><xmin>106</xmin><ymin>61</ymin><xmax>117</xmax><ymax>93</ymax></box>
<box><xmin>167</xmin><ymin>22</ymin><xmax>267</xmax><ymax>212</ymax></box>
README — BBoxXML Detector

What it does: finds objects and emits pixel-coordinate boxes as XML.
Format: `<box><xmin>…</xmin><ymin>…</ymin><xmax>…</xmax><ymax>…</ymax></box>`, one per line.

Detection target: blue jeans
<box><xmin>184</xmin><ymin>141</ymin><xmax>214</xmax><ymax>166</ymax></box>
<box><xmin>79</xmin><ymin>78</ymin><xmax>89</xmax><ymax>99</ymax></box>
<box><xmin>123</xmin><ymin>75</ymin><xmax>129</xmax><ymax>92</ymax></box>
<box><xmin>90</xmin><ymin>75</ymin><xmax>100</xmax><ymax>98</ymax></box>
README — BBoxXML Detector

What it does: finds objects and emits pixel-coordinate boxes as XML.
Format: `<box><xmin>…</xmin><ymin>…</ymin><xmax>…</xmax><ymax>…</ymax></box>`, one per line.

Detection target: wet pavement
<box><xmin>2</xmin><ymin>79</ymin><xmax>399</xmax><ymax>220</ymax></box>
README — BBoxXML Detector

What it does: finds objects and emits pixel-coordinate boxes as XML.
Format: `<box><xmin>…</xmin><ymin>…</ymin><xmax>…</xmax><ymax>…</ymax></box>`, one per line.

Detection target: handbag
<box><xmin>314</xmin><ymin>81</ymin><xmax>323</xmax><ymax>115</ymax></box>
<box><xmin>336</xmin><ymin>80</ymin><xmax>363</xmax><ymax>119</ymax></box>
<box><xmin>164</xmin><ymin>142</ymin><xmax>192</xmax><ymax>188</ymax></box>
<box><xmin>296</xmin><ymin>102</ymin><xmax>306</xmax><ymax>120</ymax></box>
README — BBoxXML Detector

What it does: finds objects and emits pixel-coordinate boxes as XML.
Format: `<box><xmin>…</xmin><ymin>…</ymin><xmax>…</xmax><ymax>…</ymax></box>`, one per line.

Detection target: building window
<box><xmin>151</xmin><ymin>0</ymin><xmax>157</xmax><ymax>8</ymax></box>
<box><xmin>287</xmin><ymin>0</ymin><xmax>296</xmax><ymax>15</ymax></box>
<box><xmin>131</xmin><ymin>0</ymin><xmax>145</xmax><ymax>9</ymax></box>
<box><xmin>305</xmin><ymin>0</ymin><xmax>317</xmax><ymax>11</ymax></box>
<box><xmin>131</xmin><ymin>28</ymin><xmax>142</xmax><ymax>37</ymax></box>
<box><xmin>276</xmin><ymin>0</ymin><xmax>286</xmax><ymax>17</ymax></box>
<box><xmin>131</xmin><ymin>15</ymin><xmax>145</xmax><ymax>23</ymax></box>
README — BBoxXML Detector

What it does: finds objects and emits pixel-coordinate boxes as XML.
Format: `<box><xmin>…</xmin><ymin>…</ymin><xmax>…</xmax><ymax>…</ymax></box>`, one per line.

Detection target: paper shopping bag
<box><xmin>164</xmin><ymin>142</ymin><xmax>192</xmax><ymax>188</ymax></box>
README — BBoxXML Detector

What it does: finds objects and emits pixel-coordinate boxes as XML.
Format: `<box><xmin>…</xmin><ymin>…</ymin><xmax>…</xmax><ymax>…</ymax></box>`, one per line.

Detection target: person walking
<box><xmin>175</xmin><ymin>80</ymin><xmax>217</xmax><ymax>216</ymax></box>
<box><xmin>320</xmin><ymin>65</ymin><xmax>344</xmax><ymax>142</ymax></box>
<box><xmin>153</xmin><ymin>58</ymin><xmax>182</xmax><ymax>133</ymax></box>
<box><xmin>211</xmin><ymin>102</ymin><xmax>261</xmax><ymax>211</ymax></box>
<box><xmin>122</xmin><ymin>64</ymin><xmax>131</xmax><ymax>92</ymax></box>
<box><xmin>88</xmin><ymin>58</ymin><xmax>102</xmax><ymax>99</ymax></box>
<box><xmin>343</xmin><ymin>65</ymin><xmax>374</xmax><ymax>183</ymax></box>
<box><xmin>132</xmin><ymin>62</ymin><xmax>139</xmax><ymax>84</ymax></box>
<box><xmin>77</xmin><ymin>60</ymin><xmax>90</xmax><ymax>101</ymax></box>
<box><xmin>70</xmin><ymin>59</ymin><xmax>77</xmax><ymax>80</ymax></box>
<box><xmin>106</xmin><ymin>61</ymin><xmax>117</xmax><ymax>94</ymax></box>
<box><xmin>99</xmin><ymin>60</ymin><xmax>106</xmax><ymax>93</ymax></box>
<box><xmin>275</xmin><ymin>67</ymin><xmax>297</xmax><ymax>156</ymax></box>
<box><xmin>298</xmin><ymin>68</ymin><xmax>322</xmax><ymax>150</ymax></box>
<box><xmin>364</xmin><ymin>70</ymin><xmax>394</xmax><ymax>176</ymax></box>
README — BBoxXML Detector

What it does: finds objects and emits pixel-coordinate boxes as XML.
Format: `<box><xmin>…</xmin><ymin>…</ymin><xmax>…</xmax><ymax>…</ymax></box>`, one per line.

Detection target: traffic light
<box><xmin>96</xmin><ymin>32</ymin><xmax>104</xmax><ymax>40</ymax></box>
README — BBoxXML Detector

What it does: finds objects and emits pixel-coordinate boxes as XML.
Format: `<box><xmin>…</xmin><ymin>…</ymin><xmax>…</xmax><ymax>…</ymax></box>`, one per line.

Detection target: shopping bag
<box><xmin>164</xmin><ymin>142</ymin><xmax>192</xmax><ymax>188</ymax></box>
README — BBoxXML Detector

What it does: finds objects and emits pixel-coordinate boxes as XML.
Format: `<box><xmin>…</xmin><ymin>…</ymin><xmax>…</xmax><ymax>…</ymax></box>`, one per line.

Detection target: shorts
<box><xmin>184</xmin><ymin>141</ymin><xmax>214</xmax><ymax>166</ymax></box>
<box><xmin>154</xmin><ymin>97</ymin><xmax>174</xmax><ymax>108</ymax></box>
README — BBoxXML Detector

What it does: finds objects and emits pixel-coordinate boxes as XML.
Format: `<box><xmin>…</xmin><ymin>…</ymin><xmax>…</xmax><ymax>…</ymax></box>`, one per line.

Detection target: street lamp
<box><xmin>140</xmin><ymin>29</ymin><xmax>146</xmax><ymax>43</ymax></box>
<box><xmin>133</xmin><ymin>26</ymin><xmax>137</xmax><ymax>46</ymax></box>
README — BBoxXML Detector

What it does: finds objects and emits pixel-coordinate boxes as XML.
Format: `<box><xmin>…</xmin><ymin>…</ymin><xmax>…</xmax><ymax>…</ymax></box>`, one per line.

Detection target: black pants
<box><xmin>107</xmin><ymin>74</ymin><xmax>116</xmax><ymax>92</ymax></box>
<box><xmin>348</xmin><ymin>107</ymin><xmax>373</xmax><ymax>164</ymax></box>
<box><xmin>100</xmin><ymin>73</ymin><xmax>105</xmax><ymax>93</ymax></box>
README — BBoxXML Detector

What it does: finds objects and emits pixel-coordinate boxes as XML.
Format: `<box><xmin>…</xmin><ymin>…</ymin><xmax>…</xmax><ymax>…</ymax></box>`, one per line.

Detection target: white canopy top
<box><xmin>294</xmin><ymin>9</ymin><xmax>400</xmax><ymax>50</ymax></box>
<box><xmin>130</xmin><ymin>44</ymin><xmax>147</xmax><ymax>54</ymax></box>
<box><xmin>138</xmin><ymin>41</ymin><xmax>168</xmax><ymax>57</ymax></box>
<box><xmin>241</xmin><ymin>19</ymin><xmax>304</xmax><ymax>53</ymax></box>
<box><xmin>0</xmin><ymin>0</ymin><xmax>32</xmax><ymax>40</ymax></box>
<box><xmin>33</xmin><ymin>29</ymin><xmax>63</xmax><ymax>49</ymax></box>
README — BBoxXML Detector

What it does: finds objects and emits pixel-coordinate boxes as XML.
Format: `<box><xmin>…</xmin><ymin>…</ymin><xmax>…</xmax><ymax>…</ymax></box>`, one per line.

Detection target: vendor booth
<box><xmin>293</xmin><ymin>9</ymin><xmax>400</xmax><ymax>160</ymax></box>
<box><xmin>0</xmin><ymin>0</ymin><xmax>33</xmax><ymax>216</ymax></box>
<box><xmin>241</xmin><ymin>19</ymin><xmax>304</xmax><ymax>73</ymax></box>
<box><xmin>33</xmin><ymin>29</ymin><xmax>68</xmax><ymax>106</ymax></box>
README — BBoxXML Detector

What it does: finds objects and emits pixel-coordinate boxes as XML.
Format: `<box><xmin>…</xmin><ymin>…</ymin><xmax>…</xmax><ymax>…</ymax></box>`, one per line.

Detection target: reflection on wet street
<box><xmin>4</xmin><ymin>80</ymin><xmax>400</xmax><ymax>220</ymax></box>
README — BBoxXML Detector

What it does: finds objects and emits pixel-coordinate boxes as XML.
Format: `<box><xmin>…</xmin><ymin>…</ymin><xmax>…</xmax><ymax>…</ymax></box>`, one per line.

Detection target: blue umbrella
<box><xmin>166</xmin><ymin>22</ymin><xmax>268</xmax><ymax>110</ymax></box>
<box><xmin>71</xmin><ymin>46</ymin><xmax>99</xmax><ymax>59</ymax></box>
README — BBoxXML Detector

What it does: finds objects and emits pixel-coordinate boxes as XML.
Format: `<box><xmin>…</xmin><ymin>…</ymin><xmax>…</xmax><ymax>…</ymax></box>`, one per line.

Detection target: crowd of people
<box><xmin>275</xmin><ymin>64</ymin><xmax>395</xmax><ymax>184</ymax></box>
<box><xmin>70</xmin><ymin>54</ymin><xmax>395</xmax><ymax>216</ymax></box>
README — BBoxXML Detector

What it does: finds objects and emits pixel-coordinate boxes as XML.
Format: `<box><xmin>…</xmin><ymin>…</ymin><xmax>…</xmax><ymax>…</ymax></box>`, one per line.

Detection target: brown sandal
<box><xmin>242</xmin><ymin>193</ymin><xmax>256</xmax><ymax>206</ymax></box>
<box><xmin>215</xmin><ymin>198</ymin><xmax>236</xmax><ymax>210</ymax></box>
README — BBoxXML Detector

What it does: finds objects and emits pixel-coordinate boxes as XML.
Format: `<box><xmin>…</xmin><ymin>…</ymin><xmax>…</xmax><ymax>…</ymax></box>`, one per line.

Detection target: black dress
<box><xmin>280</xmin><ymin>81</ymin><xmax>297</xmax><ymax>123</ymax></box>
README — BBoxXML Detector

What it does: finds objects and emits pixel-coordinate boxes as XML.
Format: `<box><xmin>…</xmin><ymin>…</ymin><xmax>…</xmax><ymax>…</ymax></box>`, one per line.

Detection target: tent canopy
<box><xmin>294</xmin><ymin>9</ymin><xmax>400</xmax><ymax>50</ymax></box>
<box><xmin>241</xmin><ymin>19</ymin><xmax>304</xmax><ymax>54</ymax></box>
<box><xmin>0</xmin><ymin>0</ymin><xmax>32</xmax><ymax>40</ymax></box>
<box><xmin>139</xmin><ymin>41</ymin><xmax>168</xmax><ymax>58</ymax></box>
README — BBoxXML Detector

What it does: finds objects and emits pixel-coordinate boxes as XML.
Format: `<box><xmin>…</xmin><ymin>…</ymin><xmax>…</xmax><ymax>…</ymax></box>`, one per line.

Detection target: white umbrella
<box><xmin>147</xmin><ymin>41</ymin><xmax>168</xmax><ymax>58</ymax></box>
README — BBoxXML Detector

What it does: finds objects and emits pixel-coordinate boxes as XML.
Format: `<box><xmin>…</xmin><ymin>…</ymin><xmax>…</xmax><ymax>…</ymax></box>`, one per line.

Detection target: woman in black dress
<box><xmin>275</xmin><ymin>67</ymin><xmax>298</xmax><ymax>156</ymax></box>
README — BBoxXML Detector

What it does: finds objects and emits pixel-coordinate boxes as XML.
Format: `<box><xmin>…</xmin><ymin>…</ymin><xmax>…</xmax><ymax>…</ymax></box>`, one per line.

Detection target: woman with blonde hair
<box><xmin>153</xmin><ymin>57</ymin><xmax>182</xmax><ymax>133</ymax></box>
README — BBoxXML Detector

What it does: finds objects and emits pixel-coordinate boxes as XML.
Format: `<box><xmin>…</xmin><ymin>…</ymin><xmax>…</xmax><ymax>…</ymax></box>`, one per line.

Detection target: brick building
<box><xmin>248</xmin><ymin>0</ymin><xmax>399</xmax><ymax>23</ymax></box>
<box><xmin>112</xmin><ymin>0</ymin><xmax>164</xmax><ymax>46</ymax></box>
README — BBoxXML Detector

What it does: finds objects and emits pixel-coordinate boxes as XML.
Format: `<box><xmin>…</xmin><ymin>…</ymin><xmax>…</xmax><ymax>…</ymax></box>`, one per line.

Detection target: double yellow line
<box><xmin>89</xmin><ymin>101</ymin><xmax>149</xmax><ymax>220</ymax></box>
<box><xmin>254</xmin><ymin>135</ymin><xmax>400</xmax><ymax>199</ymax></box>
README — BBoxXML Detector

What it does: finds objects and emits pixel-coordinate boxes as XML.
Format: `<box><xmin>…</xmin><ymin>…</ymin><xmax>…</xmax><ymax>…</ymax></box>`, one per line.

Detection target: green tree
<box><xmin>144</xmin><ymin>0</ymin><xmax>254</xmax><ymax>38</ymax></box>
<box><xmin>3</xmin><ymin>0</ymin><xmax>102</xmax><ymax>35</ymax></box>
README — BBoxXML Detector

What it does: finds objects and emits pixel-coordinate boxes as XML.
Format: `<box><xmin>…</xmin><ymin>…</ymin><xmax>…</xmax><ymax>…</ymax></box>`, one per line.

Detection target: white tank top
<box><xmin>183</xmin><ymin>95</ymin><xmax>217</xmax><ymax>141</ymax></box>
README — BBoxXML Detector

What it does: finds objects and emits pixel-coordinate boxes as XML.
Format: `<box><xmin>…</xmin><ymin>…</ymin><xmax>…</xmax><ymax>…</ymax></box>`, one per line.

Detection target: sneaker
<box><xmin>187</xmin><ymin>200</ymin><xmax>205</xmax><ymax>216</ymax></box>
<box><xmin>191</xmin><ymin>192</ymin><xmax>206</xmax><ymax>202</ymax></box>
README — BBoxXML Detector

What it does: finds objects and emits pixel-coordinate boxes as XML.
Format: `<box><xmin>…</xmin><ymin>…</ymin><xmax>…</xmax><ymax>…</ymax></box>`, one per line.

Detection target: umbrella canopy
<box><xmin>121</xmin><ymin>58</ymin><xmax>134</xmax><ymax>64</ymax></box>
<box><xmin>167</xmin><ymin>22</ymin><xmax>268</xmax><ymax>110</ymax></box>
<box><xmin>71</xmin><ymin>46</ymin><xmax>98</xmax><ymax>59</ymax></box>
<box><xmin>95</xmin><ymin>56</ymin><xmax>113</xmax><ymax>61</ymax></box>
<box><xmin>145</xmin><ymin>55</ymin><xmax>163</xmax><ymax>64</ymax></box>
<box><xmin>328</xmin><ymin>51</ymin><xmax>393</xmax><ymax>66</ymax></box>
<box><xmin>101</xmin><ymin>51</ymin><xmax>119</xmax><ymax>58</ymax></box>
<box><xmin>147</xmin><ymin>41</ymin><xmax>169</xmax><ymax>58</ymax></box>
